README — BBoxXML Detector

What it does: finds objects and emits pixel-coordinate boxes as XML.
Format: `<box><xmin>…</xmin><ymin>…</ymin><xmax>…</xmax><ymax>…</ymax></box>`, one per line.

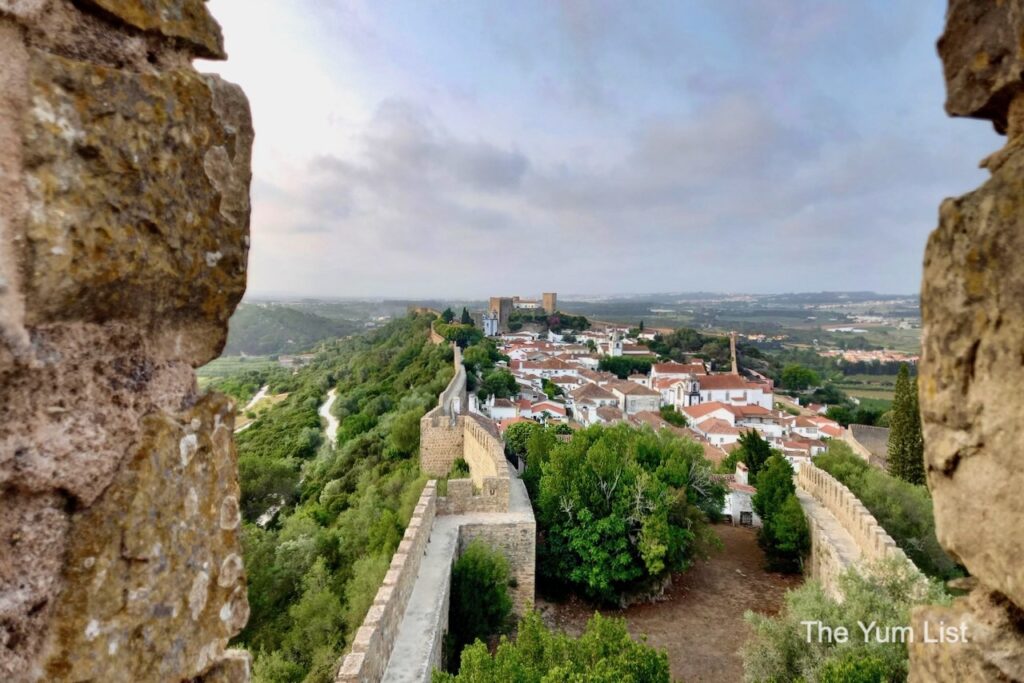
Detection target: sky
<box><xmin>199</xmin><ymin>0</ymin><xmax>999</xmax><ymax>299</ymax></box>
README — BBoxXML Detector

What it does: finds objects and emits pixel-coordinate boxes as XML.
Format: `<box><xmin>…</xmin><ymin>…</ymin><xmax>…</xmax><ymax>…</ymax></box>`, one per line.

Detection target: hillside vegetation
<box><xmin>226</xmin><ymin>314</ymin><xmax>454</xmax><ymax>683</ymax></box>
<box><xmin>223</xmin><ymin>303</ymin><xmax>363</xmax><ymax>355</ymax></box>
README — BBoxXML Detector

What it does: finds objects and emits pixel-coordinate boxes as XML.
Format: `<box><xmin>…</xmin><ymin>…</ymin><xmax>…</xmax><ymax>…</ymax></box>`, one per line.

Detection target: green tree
<box><xmin>598</xmin><ymin>356</ymin><xmax>653</xmax><ymax>379</ymax></box>
<box><xmin>753</xmin><ymin>455</ymin><xmax>808</xmax><ymax>572</ymax></box>
<box><xmin>522</xmin><ymin>426</ymin><xmax>557</xmax><ymax>500</ymax></box>
<box><xmin>825</xmin><ymin>404</ymin><xmax>855</xmax><ymax>426</ymax></box>
<box><xmin>734</xmin><ymin>429</ymin><xmax>773</xmax><ymax>479</ymax></box>
<box><xmin>536</xmin><ymin>424</ymin><xmax>723</xmax><ymax>602</ymax></box>
<box><xmin>460</xmin><ymin>307</ymin><xmax>473</xmax><ymax>325</ymax></box>
<box><xmin>462</xmin><ymin>344</ymin><xmax>494</xmax><ymax>375</ymax></box>
<box><xmin>658</xmin><ymin>405</ymin><xmax>687</xmax><ymax>427</ymax></box>
<box><xmin>752</xmin><ymin>455</ymin><xmax>795</xmax><ymax>521</ymax></box>
<box><xmin>441</xmin><ymin>307</ymin><xmax>455</xmax><ymax>323</ymax></box>
<box><xmin>435</xmin><ymin>611</ymin><xmax>670</xmax><ymax>682</ymax></box>
<box><xmin>541</xmin><ymin>378</ymin><xmax>563</xmax><ymax>399</ymax></box>
<box><xmin>389</xmin><ymin>408</ymin><xmax>422</xmax><ymax>456</ymax></box>
<box><xmin>281</xmin><ymin>558</ymin><xmax>345</xmax><ymax>671</ymax></box>
<box><xmin>887</xmin><ymin>364</ymin><xmax>924</xmax><ymax>485</ymax></box>
<box><xmin>445</xmin><ymin>541</ymin><xmax>513</xmax><ymax>671</ymax></box>
<box><xmin>477</xmin><ymin>369</ymin><xmax>519</xmax><ymax>400</ymax></box>
<box><xmin>781</xmin><ymin>363</ymin><xmax>820</xmax><ymax>391</ymax></box>
<box><xmin>504</xmin><ymin>421</ymin><xmax>541</xmax><ymax>457</ymax></box>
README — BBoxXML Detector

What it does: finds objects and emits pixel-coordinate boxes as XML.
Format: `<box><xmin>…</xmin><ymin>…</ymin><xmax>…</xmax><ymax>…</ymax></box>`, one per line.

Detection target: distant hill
<box><xmin>222</xmin><ymin>303</ymin><xmax>361</xmax><ymax>355</ymax></box>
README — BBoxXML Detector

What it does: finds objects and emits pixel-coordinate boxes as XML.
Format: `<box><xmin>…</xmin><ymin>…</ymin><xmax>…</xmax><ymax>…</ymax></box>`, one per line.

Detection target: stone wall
<box><xmin>435</xmin><ymin>415</ymin><xmax>511</xmax><ymax>514</ymax></box>
<box><xmin>428</xmin><ymin>322</ymin><xmax>445</xmax><ymax>346</ymax></box>
<box><xmin>0</xmin><ymin>2</ymin><xmax>252</xmax><ymax>682</ymax></box>
<box><xmin>419</xmin><ymin>413</ymin><xmax>464</xmax><ymax>477</ymax></box>
<box><xmin>336</xmin><ymin>482</ymin><xmax>438</xmax><ymax>683</ymax></box>
<box><xmin>458</xmin><ymin>520</ymin><xmax>537</xmax><ymax>616</ymax></box>
<box><xmin>798</xmin><ymin>463</ymin><xmax>924</xmax><ymax>597</ymax></box>
<box><xmin>420</xmin><ymin>344</ymin><xmax>467</xmax><ymax>476</ymax></box>
<box><xmin>910</xmin><ymin>2</ymin><xmax>1024</xmax><ymax>679</ymax></box>
<box><xmin>845</xmin><ymin>424</ymin><xmax>889</xmax><ymax>469</ymax></box>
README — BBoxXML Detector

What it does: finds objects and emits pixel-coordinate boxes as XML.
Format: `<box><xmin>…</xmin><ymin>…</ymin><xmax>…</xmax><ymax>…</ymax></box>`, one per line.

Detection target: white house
<box><xmin>486</xmin><ymin>396</ymin><xmax>518</xmax><ymax>421</ymax></box>
<box><xmin>482</xmin><ymin>310</ymin><xmax>500</xmax><ymax>337</ymax></box>
<box><xmin>722</xmin><ymin>463</ymin><xmax>762</xmax><ymax>527</ymax></box>
<box><xmin>693</xmin><ymin>418</ymin><xmax>742</xmax><ymax>446</ymax></box>
<box><xmin>696</xmin><ymin>374</ymin><xmax>774</xmax><ymax>410</ymax></box>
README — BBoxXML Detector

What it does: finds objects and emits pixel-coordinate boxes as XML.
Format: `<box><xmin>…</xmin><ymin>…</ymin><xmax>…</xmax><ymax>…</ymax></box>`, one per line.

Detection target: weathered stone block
<box><xmin>0</xmin><ymin>323</ymin><xmax>195</xmax><ymax>505</ymax></box>
<box><xmin>198</xmin><ymin>650</ymin><xmax>253</xmax><ymax>683</ymax></box>
<box><xmin>78</xmin><ymin>0</ymin><xmax>225</xmax><ymax>58</ymax></box>
<box><xmin>22</xmin><ymin>48</ymin><xmax>252</xmax><ymax>365</ymax></box>
<box><xmin>920</xmin><ymin>143</ymin><xmax>1024</xmax><ymax>610</ymax></box>
<box><xmin>938</xmin><ymin>0</ymin><xmax>1024</xmax><ymax>132</ymax></box>
<box><xmin>0</xmin><ymin>490</ymin><xmax>68</xmax><ymax>680</ymax></box>
<box><xmin>910</xmin><ymin>590</ymin><xmax>1024</xmax><ymax>682</ymax></box>
<box><xmin>34</xmin><ymin>392</ymin><xmax>248</xmax><ymax>681</ymax></box>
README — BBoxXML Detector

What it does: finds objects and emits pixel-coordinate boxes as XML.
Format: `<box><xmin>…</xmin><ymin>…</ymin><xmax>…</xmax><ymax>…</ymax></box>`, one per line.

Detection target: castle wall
<box><xmin>337</xmin><ymin>483</ymin><xmax>438</xmax><ymax>683</ymax></box>
<box><xmin>419</xmin><ymin>344</ymin><xmax>467</xmax><ymax>476</ymax></box>
<box><xmin>797</xmin><ymin>462</ymin><xmax>924</xmax><ymax>599</ymax></box>
<box><xmin>458</xmin><ymin>520</ymin><xmax>537</xmax><ymax>616</ymax></box>
<box><xmin>0</xmin><ymin>2</ymin><xmax>252</xmax><ymax>681</ymax></box>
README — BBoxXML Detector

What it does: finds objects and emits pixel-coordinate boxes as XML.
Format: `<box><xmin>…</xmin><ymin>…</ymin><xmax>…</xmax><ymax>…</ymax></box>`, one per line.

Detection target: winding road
<box><xmin>319</xmin><ymin>387</ymin><xmax>339</xmax><ymax>447</ymax></box>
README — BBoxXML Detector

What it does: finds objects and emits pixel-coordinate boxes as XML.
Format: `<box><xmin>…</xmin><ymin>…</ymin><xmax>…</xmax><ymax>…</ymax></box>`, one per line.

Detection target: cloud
<box><xmin>204</xmin><ymin>0</ymin><xmax>999</xmax><ymax>298</ymax></box>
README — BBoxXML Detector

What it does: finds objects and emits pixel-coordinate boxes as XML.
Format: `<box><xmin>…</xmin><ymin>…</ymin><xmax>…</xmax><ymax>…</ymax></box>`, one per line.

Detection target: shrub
<box><xmin>742</xmin><ymin>559</ymin><xmax>949</xmax><ymax>683</ymax></box>
<box><xmin>449</xmin><ymin>457</ymin><xmax>470</xmax><ymax>479</ymax></box>
<box><xmin>445</xmin><ymin>541</ymin><xmax>513</xmax><ymax>670</ymax></box>
<box><xmin>434</xmin><ymin>611</ymin><xmax>670</xmax><ymax>682</ymax></box>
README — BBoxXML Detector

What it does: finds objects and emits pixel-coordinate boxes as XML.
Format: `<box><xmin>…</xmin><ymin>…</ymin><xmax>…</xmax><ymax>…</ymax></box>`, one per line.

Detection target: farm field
<box><xmin>196</xmin><ymin>355</ymin><xmax>278</xmax><ymax>388</ymax></box>
<box><xmin>834</xmin><ymin>373</ymin><xmax>900</xmax><ymax>402</ymax></box>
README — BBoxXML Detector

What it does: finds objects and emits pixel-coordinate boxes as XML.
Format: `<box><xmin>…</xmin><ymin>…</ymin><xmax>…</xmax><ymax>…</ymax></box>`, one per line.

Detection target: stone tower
<box><xmin>542</xmin><ymin>292</ymin><xmax>557</xmax><ymax>314</ymax></box>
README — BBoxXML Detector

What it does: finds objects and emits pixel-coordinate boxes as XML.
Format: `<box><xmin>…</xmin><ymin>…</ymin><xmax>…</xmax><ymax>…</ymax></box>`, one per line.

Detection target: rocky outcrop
<box><xmin>0</xmin><ymin>1</ymin><xmax>252</xmax><ymax>681</ymax></box>
<box><xmin>913</xmin><ymin>1</ymin><xmax>1024</xmax><ymax>679</ymax></box>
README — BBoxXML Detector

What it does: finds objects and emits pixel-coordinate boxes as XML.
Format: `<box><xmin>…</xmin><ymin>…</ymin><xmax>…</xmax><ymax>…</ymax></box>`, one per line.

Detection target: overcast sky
<box><xmin>200</xmin><ymin>0</ymin><xmax>998</xmax><ymax>299</ymax></box>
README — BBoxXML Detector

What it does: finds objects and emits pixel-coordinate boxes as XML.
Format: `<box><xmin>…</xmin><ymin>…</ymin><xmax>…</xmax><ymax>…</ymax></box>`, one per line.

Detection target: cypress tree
<box><xmin>888</xmin><ymin>364</ymin><xmax>925</xmax><ymax>484</ymax></box>
<box><xmin>460</xmin><ymin>307</ymin><xmax>473</xmax><ymax>325</ymax></box>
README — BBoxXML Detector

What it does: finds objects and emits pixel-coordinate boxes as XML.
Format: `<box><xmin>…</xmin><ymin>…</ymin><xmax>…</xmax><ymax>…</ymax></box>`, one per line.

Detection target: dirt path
<box><xmin>538</xmin><ymin>524</ymin><xmax>801</xmax><ymax>683</ymax></box>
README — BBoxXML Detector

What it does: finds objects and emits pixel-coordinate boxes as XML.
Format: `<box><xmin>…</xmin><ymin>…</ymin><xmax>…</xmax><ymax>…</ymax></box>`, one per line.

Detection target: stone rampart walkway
<box><xmin>382</xmin><ymin>470</ymin><xmax>534</xmax><ymax>682</ymax></box>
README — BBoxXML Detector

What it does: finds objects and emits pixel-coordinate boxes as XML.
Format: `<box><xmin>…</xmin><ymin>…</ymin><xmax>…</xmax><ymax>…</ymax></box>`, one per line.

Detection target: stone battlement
<box><xmin>336</xmin><ymin>482</ymin><xmax>438</xmax><ymax>682</ymax></box>
<box><xmin>797</xmin><ymin>462</ymin><xmax>924</xmax><ymax>598</ymax></box>
<box><xmin>337</xmin><ymin>337</ymin><xmax>535</xmax><ymax>682</ymax></box>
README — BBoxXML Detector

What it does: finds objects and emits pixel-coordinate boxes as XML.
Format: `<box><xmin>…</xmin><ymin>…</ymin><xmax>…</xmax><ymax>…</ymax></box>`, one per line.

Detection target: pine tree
<box><xmin>887</xmin><ymin>364</ymin><xmax>925</xmax><ymax>484</ymax></box>
<box><xmin>460</xmin><ymin>307</ymin><xmax>473</xmax><ymax>325</ymax></box>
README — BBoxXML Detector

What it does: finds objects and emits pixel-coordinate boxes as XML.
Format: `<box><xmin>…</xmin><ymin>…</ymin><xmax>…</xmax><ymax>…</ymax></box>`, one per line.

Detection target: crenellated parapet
<box><xmin>336</xmin><ymin>483</ymin><xmax>438</xmax><ymax>683</ymax></box>
<box><xmin>796</xmin><ymin>462</ymin><xmax>925</xmax><ymax>599</ymax></box>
